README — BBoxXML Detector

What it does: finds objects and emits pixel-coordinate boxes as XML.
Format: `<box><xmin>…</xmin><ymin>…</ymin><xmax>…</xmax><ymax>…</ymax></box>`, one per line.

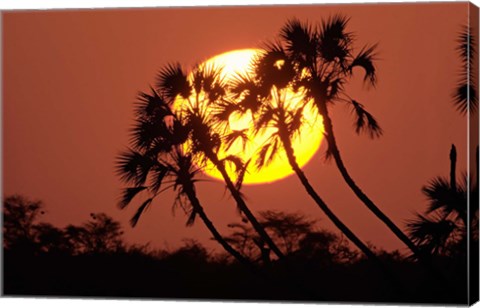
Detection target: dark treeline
<box><xmin>2</xmin><ymin>193</ymin><xmax>474</xmax><ymax>304</ymax></box>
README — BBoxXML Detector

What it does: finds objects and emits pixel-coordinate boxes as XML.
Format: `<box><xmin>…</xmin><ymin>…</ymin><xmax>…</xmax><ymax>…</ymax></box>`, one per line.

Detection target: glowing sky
<box><xmin>3</xmin><ymin>2</ymin><xmax>478</xmax><ymax>254</ymax></box>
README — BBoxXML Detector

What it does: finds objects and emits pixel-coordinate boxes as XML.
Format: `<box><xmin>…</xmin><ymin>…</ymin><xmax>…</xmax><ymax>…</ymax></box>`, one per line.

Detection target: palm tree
<box><xmin>453</xmin><ymin>26</ymin><xmax>477</xmax><ymax>115</ymax></box>
<box><xmin>116</xmin><ymin>88</ymin><xmax>253</xmax><ymax>268</ymax></box>
<box><xmin>224</xmin><ymin>65</ymin><xmax>384</xmax><ymax>268</ymax></box>
<box><xmin>407</xmin><ymin>145</ymin><xmax>479</xmax><ymax>256</ymax></box>
<box><xmin>155</xmin><ymin>63</ymin><xmax>285</xmax><ymax>260</ymax></box>
<box><xmin>248</xmin><ymin>17</ymin><xmax>426</xmax><ymax>261</ymax></box>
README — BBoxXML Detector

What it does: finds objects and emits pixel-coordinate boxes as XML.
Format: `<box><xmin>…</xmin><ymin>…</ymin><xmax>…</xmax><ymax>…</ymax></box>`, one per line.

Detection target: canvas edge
<box><xmin>468</xmin><ymin>1</ymin><xmax>480</xmax><ymax>306</ymax></box>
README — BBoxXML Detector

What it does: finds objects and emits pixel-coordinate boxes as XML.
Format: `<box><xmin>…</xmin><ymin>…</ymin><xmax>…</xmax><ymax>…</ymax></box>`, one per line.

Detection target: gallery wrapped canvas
<box><xmin>1</xmin><ymin>1</ymin><xmax>479</xmax><ymax>305</ymax></box>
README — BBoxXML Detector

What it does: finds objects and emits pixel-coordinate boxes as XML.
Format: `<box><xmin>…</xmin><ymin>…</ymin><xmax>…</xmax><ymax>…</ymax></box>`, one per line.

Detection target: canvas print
<box><xmin>2</xmin><ymin>2</ymin><xmax>479</xmax><ymax>305</ymax></box>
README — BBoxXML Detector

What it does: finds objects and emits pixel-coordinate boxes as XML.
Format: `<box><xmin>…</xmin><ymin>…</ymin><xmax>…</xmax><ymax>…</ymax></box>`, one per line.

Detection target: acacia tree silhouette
<box><xmin>3</xmin><ymin>195</ymin><xmax>126</xmax><ymax>255</ymax></box>
<box><xmin>2</xmin><ymin>195</ymin><xmax>61</xmax><ymax>254</ymax></box>
<box><xmin>3</xmin><ymin>195</ymin><xmax>45</xmax><ymax>251</ymax></box>
<box><xmin>155</xmin><ymin>63</ymin><xmax>285</xmax><ymax>260</ymax></box>
<box><xmin>225</xmin><ymin>210</ymin><xmax>358</xmax><ymax>263</ymax></box>
<box><xmin>64</xmin><ymin>213</ymin><xmax>125</xmax><ymax>255</ymax></box>
<box><xmin>116</xmin><ymin>88</ymin><xmax>253</xmax><ymax>268</ymax></box>
<box><xmin>245</xmin><ymin>16</ymin><xmax>426</xmax><ymax>261</ymax></box>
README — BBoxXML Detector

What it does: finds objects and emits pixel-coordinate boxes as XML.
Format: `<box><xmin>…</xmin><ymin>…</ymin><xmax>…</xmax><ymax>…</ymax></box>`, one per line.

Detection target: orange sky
<box><xmin>3</xmin><ymin>2</ymin><xmax>478</xmax><ymax>254</ymax></box>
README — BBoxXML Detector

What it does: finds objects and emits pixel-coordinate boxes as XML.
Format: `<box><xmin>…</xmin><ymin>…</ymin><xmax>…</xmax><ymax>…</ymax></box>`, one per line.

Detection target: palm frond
<box><xmin>287</xmin><ymin>105</ymin><xmax>305</xmax><ymax>138</ymax></box>
<box><xmin>149</xmin><ymin>164</ymin><xmax>169</xmax><ymax>194</ymax></box>
<box><xmin>453</xmin><ymin>83</ymin><xmax>478</xmax><ymax>115</ymax></box>
<box><xmin>266</xmin><ymin>138</ymin><xmax>280</xmax><ymax>166</ymax></box>
<box><xmin>318</xmin><ymin>15</ymin><xmax>352</xmax><ymax>64</ymax></box>
<box><xmin>455</xmin><ymin>172</ymin><xmax>470</xmax><ymax>219</ymax></box>
<box><xmin>457</xmin><ymin>26</ymin><xmax>476</xmax><ymax>68</ymax></box>
<box><xmin>156</xmin><ymin>63</ymin><xmax>191</xmax><ymax>101</ymax></box>
<box><xmin>192</xmin><ymin>63</ymin><xmax>226</xmax><ymax>102</ymax></box>
<box><xmin>323</xmin><ymin>132</ymin><xmax>334</xmax><ymax>161</ymax></box>
<box><xmin>176</xmin><ymin>153</ymin><xmax>196</xmax><ymax>175</ymax></box>
<box><xmin>184</xmin><ymin>110</ymin><xmax>221</xmax><ymax>155</ymax></box>
<box><xmin>135</xmin><ymin>88</ymin><xmax>172</xmax><ymax>118</ymax></box>
<box><xmin>230</xmin><ymin>71</ymin><xmax>257</xmax><ymax>96</ymax></box>
<box><xmin>230</xmin><ymin>72</ymin><xmax>265</xmax><ymax>113</ymax></box>
<box><xmin>130</xmin><ymin>198</ymin><xmax>153</xmax><ymax>227</ymax></box>
<box><xmin>422</xmin><ymin>176</ymin><xmax>466</xmax><ymax>219</ymax></box>
<box><xmin>212</xmin><ymin>99</ymin><xmax>242</xmax><ymax>123</ymax></box>
<box><xmin>186</xmin><ymin>208</ymin><xmax>197</xmax><ymax>227</ymax></box>
<box><xmin>454</xmin><ymin>27</ymin><xmax>478</xmax><ymax>115</ymax></box>
<box><xmin>280</xmin><ymin>19</ymin><xmax>317</xmax><ymax>67</ymax></box>
<box><xmin>320</xmin><ymin>15</ymin><xmax>350</xmax><ymax>42</ymax></box>
<box><xmin>116</xmin><ymin>149</ymin><xmax>154</xmax><ymax>186</ymax></box>
<box><xmin>349</xmin><ymin>100</ymin><xmax>383</xmax><ymax>138</ymax></box>
<box><xmin>255</xmin><ymin>140</ymin><xmax>280</xmax><ymax>170</ymax></box>
<box><xmin>255</xmin><ymin>143</ymin><xmax>271</xmax><ymax>170</ymax></box>
<box><xmin>118</xmin><ymin>186</ymin><xmax>148</xmax><ymax>209</ymax></box>
<box><xmin>222</xmin><ymin>155</ymin><xmax>245</xmax><ymax>174</ymax></box>
<box><xmin>224</xmin><ymin>129</ymin><xmax>249</xmax><ymax>151</ymax></box>
<box><xmin>172</xmin><ymin>190</ymin><xmax>191</xmax><ymax>218</ymax></box>
<box><xmin>328</xmin><ymin>78</ymin><xmax>345</xmax><ymax>99</ymax></box>
<box><xmin>239</xmin><ymin>93</ymin><xmax>264</xmax><ymax>115</ymax></box>
<box><xmin>235</xmin><ymin>158</ymin><xmax>251</xmax><ymax>190</ymax></box>
<box><xmin>254</xmin><ymin>105</ymin><xmax>276</xmax><ymax>133</ymax></box>
<box><xmin>406</xmin><ymin>213</ymin><xmax>457</xmax><ymax>255</ymax></box>
<box><xmin>349</xmin><ymin>44</ymin><xmax>378</xmax><ymax>86</ymax></box>
<box><xmin>170</xmin><ymin>119</ymin><xmax>191</xmax><ymax>145</ymax></box>
<box><xmin>254</xmin><ymin>43</ymin><xmax>295</xmax><ymax>90</ymax></box>
<box><xmin>130</xmin><ymin>119</ymin><xmax>163</xmax><ymax>150</ymax></box>
<box><xmin>144</xmin><ymin>139</ymin><xmax>173</xmax><ymax>158</ymax></box>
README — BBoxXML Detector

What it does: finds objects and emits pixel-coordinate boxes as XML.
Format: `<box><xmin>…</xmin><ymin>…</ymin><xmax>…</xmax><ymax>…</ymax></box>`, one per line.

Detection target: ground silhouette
<box><xmin>2</xmin><ymin>196</ymin><xmax>471</xmax><ymax>304</ymax></box>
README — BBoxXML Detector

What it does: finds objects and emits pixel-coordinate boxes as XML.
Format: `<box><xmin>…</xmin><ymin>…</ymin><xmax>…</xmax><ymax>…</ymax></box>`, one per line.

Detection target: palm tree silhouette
<box><xmin>223</xmin><ymin>64</ymin><xmax>384</xmax><ymax>268</ymax></box>
<box><xmin>406</xmin><ymin>145</ymin><xmax>479</xmax><ymax>256</ymax></box>
<box><xmin>155</xmin><ymin>63</ymin><xmax>285</xmax><ymax>260</ymax></box>
<box><xmin>116</xmin><ymin>88</ymin><xmax>253</xmax><ymax>268</ymax></box>
<box><xmin>249</xmin><ymin>17</ymin><xmax>425</xmax><ymax>261</ymax></box>
<box><xmin>453</xmin><ymin>26</ymin><xmax>477</xmax><ymax>115</ymax></box>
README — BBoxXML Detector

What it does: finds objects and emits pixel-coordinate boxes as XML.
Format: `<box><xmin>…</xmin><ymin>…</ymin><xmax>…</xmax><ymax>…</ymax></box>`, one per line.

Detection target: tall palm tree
<box><xmin>251</xmin><ymin>17</ymin><xmax>425</xmax><ymax>260</ymax></box>
<box><xmin>453</xmin><ymin>26</ymin><xmax>477</xmax><ymax>115</ymax></box>
<box><xmin>155</xmin><ymin>63</ymin><xmax>285</xmax><ymax>260</ymax></box>
<box><xmin>224</xmin><ymin>64</ymin><xmax>384</xmax><ymax>268</ymax></box>
<box><xmin>116</xmin><ymin>88</ymin><xmax>253</xmax><ymax>268</ymax></box>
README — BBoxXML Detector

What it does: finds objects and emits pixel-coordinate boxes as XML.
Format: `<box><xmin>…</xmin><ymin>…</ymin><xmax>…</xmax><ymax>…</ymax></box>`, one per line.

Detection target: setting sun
<box><xmin>175</xmin><ymin>49</ymin><xmax>324</xmax><ymax>184</ymax></box>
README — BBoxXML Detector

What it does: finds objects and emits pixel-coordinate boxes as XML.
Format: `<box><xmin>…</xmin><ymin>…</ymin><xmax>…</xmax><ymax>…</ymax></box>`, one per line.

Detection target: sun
<box><xmin>176</xmin><ymin>49</ymin><xmax>324</xmax><ymax>184</ymax></box>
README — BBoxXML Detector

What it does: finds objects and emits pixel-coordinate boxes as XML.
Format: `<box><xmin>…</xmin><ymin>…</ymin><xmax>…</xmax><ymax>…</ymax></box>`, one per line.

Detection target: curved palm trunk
<box><xmin>208</xmin><ymin>153</ymin><xmax>285</xmax><ymax>260</ymax></box>
<box><xmin>319</xmin><ymin>107</ymin><xmax>462</xmax><ymax>297</ymax></box>
<box><xmin>185</xmin><ymin>181</ymin><xmax>323</xmax><ymax>299</ymax></box>
<box><xmin>185</xmin><ymin>166</ymin><xmax>330</xmax><ymax>300</ymax></box>
<box><xmin>320</xmin><ymin>106</ymin><xmax>424</xmax><ymax>259</ymax></box>
<box><xmin>279</xmin><ymin>134</ymin><xmax>379</xmax><ymax>263</ymax></box>
<box><xmin>278</xmin><ymin>133</ymin><xmax>409</xmax><ymax>294</ymax></box>
<box><xmin>182</xmin><ymin>181</ymin><xmax>256</xmax><ymax>270</ymax></box>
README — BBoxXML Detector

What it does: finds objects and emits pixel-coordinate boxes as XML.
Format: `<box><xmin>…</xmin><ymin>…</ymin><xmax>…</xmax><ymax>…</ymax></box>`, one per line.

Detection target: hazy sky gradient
<box><xmin>3</xmin><ymin>2</ymin><xmax>477</xmax><ymax>253</ymax></box>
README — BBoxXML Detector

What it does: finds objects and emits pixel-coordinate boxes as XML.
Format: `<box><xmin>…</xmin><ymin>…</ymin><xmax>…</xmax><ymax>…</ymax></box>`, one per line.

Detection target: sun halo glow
<box><xmin>175</xmin><ymin>49</ymin><xmax>324</xmax><ymax>185</ymax></box>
